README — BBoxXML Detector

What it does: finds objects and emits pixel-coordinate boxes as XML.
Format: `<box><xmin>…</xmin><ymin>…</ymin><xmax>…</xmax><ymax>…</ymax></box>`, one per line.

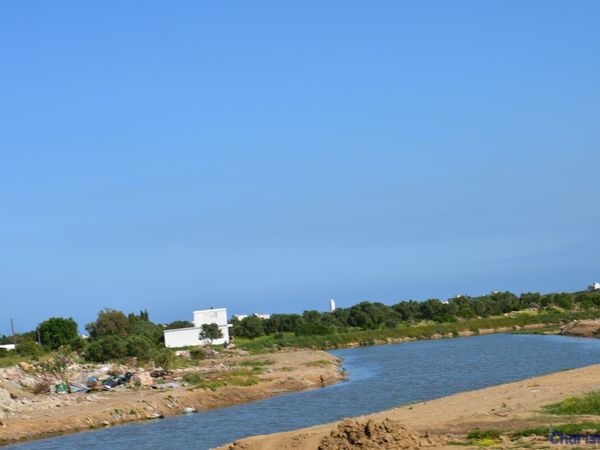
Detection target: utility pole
<box><xmin>10</xmin><ymin>318</ymin><xmax>16</xmax><ymax>346</ymax></box>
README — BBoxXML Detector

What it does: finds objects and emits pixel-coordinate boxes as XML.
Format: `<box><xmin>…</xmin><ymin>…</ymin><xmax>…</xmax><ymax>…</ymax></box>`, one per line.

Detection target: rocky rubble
<box><xmin>0</xmin><ymin>387</ymin><xmax>16</xmax><ymax>420</ymax></box>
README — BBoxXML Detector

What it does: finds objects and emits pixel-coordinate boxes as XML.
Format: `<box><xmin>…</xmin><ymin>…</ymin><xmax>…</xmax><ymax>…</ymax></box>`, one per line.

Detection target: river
<box><xmin>8</xmin><ymin>333</ymin><xmax>600</xmax><ymax>449</ymax></box>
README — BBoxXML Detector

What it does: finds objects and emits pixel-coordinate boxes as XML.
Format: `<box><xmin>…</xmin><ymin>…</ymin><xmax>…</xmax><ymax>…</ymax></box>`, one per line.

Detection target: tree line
<box><xmin>231</xmin><ymin>289</ymin><xmax>600</xmax><ymax>339</ymax></box>
<box><xmin>3</xmin><ymin>288</ymin><xmax>600</xmax><ymax>363</ymax></box>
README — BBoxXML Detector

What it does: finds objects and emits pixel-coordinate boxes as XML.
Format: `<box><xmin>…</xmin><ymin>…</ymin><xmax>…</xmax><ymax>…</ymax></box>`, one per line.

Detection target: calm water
<box><xmin>8</xmin><ymin>334</ymin><xmax>600</xmax><ymax>450</ymax></box>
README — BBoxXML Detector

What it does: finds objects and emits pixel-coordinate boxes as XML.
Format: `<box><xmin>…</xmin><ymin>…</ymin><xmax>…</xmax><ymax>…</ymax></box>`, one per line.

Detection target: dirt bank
<box><xmin>0</xmin><ymin>349</ymin><xmax>343</xmax><ymax>446</ymax></box>
<box><xmin>218</xmin><ymin>363</ymin><xmax>600</xmax><ymax>449</ymax></box>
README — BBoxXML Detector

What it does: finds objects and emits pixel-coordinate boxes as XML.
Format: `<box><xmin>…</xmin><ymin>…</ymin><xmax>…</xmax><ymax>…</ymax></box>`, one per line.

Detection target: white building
<box><xmin>330</xmin><ymin>298</ymin><xmax>336</xmax><ymax>312</ymax></box>
<box><xmin>164</xmin><ymin>308</ymin><xmax>231</xmax><ymax>348</ymax></box>
<box><xmin>233</xmin><ymin>313</ymin><xmax>270</xmax><ymax>321</ymax></box>
<box><xmin>0</xmin><ymin>344</ymin><xmax>15</xmax><ymax>351</ymax></box>
<box><xmin>589</xmin><ymin>283</ymin><xmax>600</xmax><ymax>291</ymax></box>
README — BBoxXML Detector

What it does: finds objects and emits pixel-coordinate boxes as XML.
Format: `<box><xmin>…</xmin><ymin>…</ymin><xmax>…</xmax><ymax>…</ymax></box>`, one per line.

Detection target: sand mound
<box><xmin>318</xmin><ymin>418</ymin><xmax>443</xmax><ymax>449</ymax></box>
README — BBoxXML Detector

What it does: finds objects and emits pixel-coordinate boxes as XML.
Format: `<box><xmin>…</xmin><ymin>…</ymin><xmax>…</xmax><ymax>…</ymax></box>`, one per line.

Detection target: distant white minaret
<box><xmin>329</xmin><ymin>298</ymin><xmax>336</xmax><ymax>312</ymax></box>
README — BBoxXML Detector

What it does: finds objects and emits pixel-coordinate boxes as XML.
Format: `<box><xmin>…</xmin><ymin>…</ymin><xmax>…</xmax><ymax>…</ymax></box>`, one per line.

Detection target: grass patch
<box><xmin>194</xmin><ymin>380</ymin><xmax>226</xmax><ymax>391</ymax></box>
<box><xmin>467</xmin><ymin>428</ymin><xmax>501</xmax><ymax>446</ymax></box>
<box><xmin>182</xmin><ymin>372</ymin><xmax>203</xmax><ymax>384</ymax></box>
<box><xmin>187</xmin><ymin>368</ymin><xmax>260</xmax><ymax>391</ymax></box>
<box><xmin>512</xmin><ymin>422</ymin><xmax>600</xmax><ymax>438</ymax></box>
<box><xmin>239</xmin><ymin>359</ymin><xmax>275</xmax><ymax>367</ymax></box>
<box><xmin>302</xmin><ymin>359</ymin><xmax>332</xmax><ymax>367</ymax></box>
<box><xmin>544</xmin><ymin>392</ymin><xmax>600</xmax><ymax>415</ymax></box>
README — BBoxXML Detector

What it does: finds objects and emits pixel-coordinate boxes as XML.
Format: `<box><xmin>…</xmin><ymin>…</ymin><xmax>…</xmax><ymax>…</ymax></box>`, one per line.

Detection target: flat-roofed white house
<box><xmin>589</xmin><ymin>283</ymin><xmax>600</xmax><ymax>291</ymax></box>
<box><xmin>164</xmin><ymin>308</ymin><xmax>231</xmax><ymax>348</ymax></box>
<box><xmin>0</xmin><ymin>344</ymin><xmax>15</xmax><ymax>351</ymax></box>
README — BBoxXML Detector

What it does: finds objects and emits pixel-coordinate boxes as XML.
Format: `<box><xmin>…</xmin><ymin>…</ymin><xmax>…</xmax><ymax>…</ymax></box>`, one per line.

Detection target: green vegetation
<box><xmin>230</xmin><ymin>290</ymin><xmax>600</xmax><ymax>352</ymax></box>
<box><xmin>36</xmin><ymin>317</ymin><xmax>79</xmax><ymax>350</ymax></box>
<box><xmin>184</xmin><ymin>368</ymin><xmax>259</xmax><ymax>391</ymax></box>
<box><xmin>235</xmin><ymin>309</ymin><xmax>600</xmax><ymax>353</ymax></box>
<box><xmin>164</xmin><ymin>320</ymin><xmax>194</xmax><ymax>329</ymax></box>
<box><xmin>190</xmin><ymin>347</ymin><xmax>207</xmax><ymax>362</ymax></box>
<box><xmin>2</xmin><ymin>287</ymin><xmax>600</xmax><ymax>365</ymax></box>
<box><xmin>182</xmin><ymin>372</ymin><xmax>204</xmax><ymax>384</ymax></box>
<box><xmin>466</xmin><ymin>428</ymin><xmax>502</xmax><ymax>446</ymax></box>
<box><xmin>512</xmin><ymin>422</ymin><xmax>600</xmax><ymax>438</ymax></box>
<box><xmin>239</xmin><ymin>359</ymin><xmax>275</xmax><ymax>367</ymax></box>
<box><xmin>199</xmin><ymin>323</ymin><xmax>223</xmax><ymax>345</ymax></box>
<box><xmin>303</xmin><ymin>359</ymin><xmax>332</xmax><ymax>367</ymax></box>
<box><xmin>544</xmin><ymin>391</ymin><xmax>600</xmax><ymax>415</ymax></box>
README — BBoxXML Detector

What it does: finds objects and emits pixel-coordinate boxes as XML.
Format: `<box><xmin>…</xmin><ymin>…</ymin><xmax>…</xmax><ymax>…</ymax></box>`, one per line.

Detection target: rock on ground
<box><xmin>561</xmin><ymin>320</ymin><xmax>600</xmax><ymax>337</ymax></box>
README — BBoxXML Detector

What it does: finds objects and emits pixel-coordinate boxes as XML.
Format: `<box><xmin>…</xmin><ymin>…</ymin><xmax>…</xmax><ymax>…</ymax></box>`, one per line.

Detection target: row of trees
<box><xmin>232</xmin><ymin>290</ymin><xmax>600</xmax><ymax>339</ymax></box>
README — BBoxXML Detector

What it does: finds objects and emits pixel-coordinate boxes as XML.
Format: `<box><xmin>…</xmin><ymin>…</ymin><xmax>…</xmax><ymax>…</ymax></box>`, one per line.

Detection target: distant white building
<box><xmin>233</xmin><ymin>313</ymin><xmax>271</xmax><ymax>321</ymax></box>
<box><xmin>589</xmin><ymin>283</ymin><xmax>600</xmax><ymax>291</ymax></box>
<box><xmin>0</xmin><ymin>344</ymin><xmax>15</xmax><ymax>351</ymax></box>
<box><xmin>330</xmin><ymin>298</ymin><xmax>336</xmax><ymax>312</ymax></box>
<box><xmin>164</xmin><ymin>308</ymin><xmax>231</xmax><ymax>348</ymax></box>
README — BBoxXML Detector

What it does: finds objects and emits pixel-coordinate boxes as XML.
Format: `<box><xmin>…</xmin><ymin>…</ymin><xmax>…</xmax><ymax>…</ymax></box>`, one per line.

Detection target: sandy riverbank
<box><xmin>219</xmin><ymin>363</ymin><xmax>600</xmax><ymax>449</ymax></box>
<box><xmin>0</xmin><ymin>349</ymin><xmax>343</xmax><ymax>446</ymax></box>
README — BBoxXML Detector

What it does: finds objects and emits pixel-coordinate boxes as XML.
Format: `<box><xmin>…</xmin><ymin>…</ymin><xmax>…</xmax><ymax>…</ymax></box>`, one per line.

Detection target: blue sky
<box><xmin>1</xmin><ymin>1</ymin><xmax>599</xmax><ymax>334</ymax></box>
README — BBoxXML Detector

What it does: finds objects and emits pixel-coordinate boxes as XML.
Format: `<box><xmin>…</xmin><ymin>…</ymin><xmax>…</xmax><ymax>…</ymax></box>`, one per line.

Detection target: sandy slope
<box><xmin>217</xmin><ymin>364</ymin><xmax>600</xmax><ymax>449</ymax></box>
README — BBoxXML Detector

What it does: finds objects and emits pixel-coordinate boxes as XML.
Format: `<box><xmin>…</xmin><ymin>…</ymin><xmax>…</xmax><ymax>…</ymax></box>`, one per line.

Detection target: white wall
<box><xmin>193</xmin><ymin>308</ymin><xmax>228</xmax><ymax>327</ymax></box>
<box><xmin>0</xmin><ymin>344</ymin><xmax>15</xmax><ymax>351</ymax></box>
<box><xmin>164</xmin><ymin>325</ymin><xmax>230</xmax><ymax>348</ymax></box>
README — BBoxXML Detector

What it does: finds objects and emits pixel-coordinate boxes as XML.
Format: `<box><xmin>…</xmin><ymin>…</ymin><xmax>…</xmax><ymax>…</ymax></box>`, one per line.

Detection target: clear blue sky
<box><xmin>1</xmin><ymin>1</ymin><xmax>599</xmax><ymax>335</ymax></box>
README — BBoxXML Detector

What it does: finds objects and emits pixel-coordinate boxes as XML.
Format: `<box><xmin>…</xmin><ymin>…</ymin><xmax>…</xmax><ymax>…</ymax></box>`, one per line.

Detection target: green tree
<box><xmin>131</xmin><ymin>320</ymin><xmax>164</xmax><ymax>345</ymax></box>
<box><xmin>233</xmin><ymin>316</ymin><xmax>265</xmax><ymax>339</ymax></box>
<box><xmin>553</xmin><ymin>293</ymin><xmax>574</xmax><ymax>309</ymax></box>
<box><xmin>85</xmin><ymin>335</ymin><xmax>127</xmax><ymax>362</ymax></box>
<box><xmin>199</xmin><ymin>323</ymin><xmax>223</xmax><ymax>345</ymax></box>
<box><xmin>37</xmin><ymin>317</ymin><xmax>79</xmax><ymax>350</ymax></box>
<box><xmin>86</xmin><ymin>309</ymin><xmax>131</xmax><ymax>338</ymax></box>
<box><xmin>126</xmin><ymin>335</ymin><xmax>154</xmax><ymax>361</ymax></box>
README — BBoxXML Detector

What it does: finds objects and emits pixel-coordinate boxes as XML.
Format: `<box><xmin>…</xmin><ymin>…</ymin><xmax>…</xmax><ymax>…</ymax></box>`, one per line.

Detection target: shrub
<box><xmin>190</xmin><ymin>347</ymin><xmax>206</xmax><ymax>362</ymax></box>
<box><xmin>182</xmin><ymin>372</ymin><xmax>203</xmax><ymax>384</ymax></box>
<box><xmin>125</xmin><ymin>335</ymin><xmax>154</xmax><ymax>362</ymax></box>
<box><xmin>154</xmin><ymin>348</ymin><xmax>175</xmax><ymax>371</ymax></box>
<box><xmin>85</xmin><ymin>335</ymin><xmax>127</xmax><ymax>362</ymax></box>
<box><xmin>295</xmin><ymin>322</ymin><xmax>334</xmax><ymax>336</ymax></box>
<box><xmin>16</xmin><ymin>340</ymin><xmax>44</xmax><ymax>358</ymax></box>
